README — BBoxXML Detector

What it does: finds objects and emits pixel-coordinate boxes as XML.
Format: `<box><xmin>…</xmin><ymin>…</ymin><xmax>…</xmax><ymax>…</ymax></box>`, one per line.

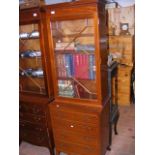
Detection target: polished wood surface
<box><xmin>19</xmin><ymin>8</ymin><xmax>54</xmax><ymax>155</ymax></box>
<box><xmin>45</xmin><ymin>2</ymin><xmax>110</xmax><ymax>154</ymax></box>
<box><xmin>49</xmin><ymin>99</ymin><xmax>110</xmax><ymax>155</ymax></box>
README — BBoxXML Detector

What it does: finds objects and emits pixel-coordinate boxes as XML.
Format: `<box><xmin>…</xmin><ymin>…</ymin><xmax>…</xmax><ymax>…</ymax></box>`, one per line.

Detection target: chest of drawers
<box><xmin>19</xmin><ymin>95</ymin><xmax>54</xmax><ymax>155</ymax></box>
<box><xmin>49</xmin><ymin>100</ymin><xmax>110</xmax><ymax>155</ymax></box>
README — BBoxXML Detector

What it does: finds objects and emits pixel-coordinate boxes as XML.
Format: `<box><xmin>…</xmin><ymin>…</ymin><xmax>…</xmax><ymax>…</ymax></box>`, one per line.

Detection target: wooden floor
<box><xmin>105</xmin><ymin>104</ymin><xmax>135</xmax><ymax>155</ymax></box>
<box><xmin>19</xmin><ymin>104</ymin><xmax>135</xmax><ymax>155</ymax></box>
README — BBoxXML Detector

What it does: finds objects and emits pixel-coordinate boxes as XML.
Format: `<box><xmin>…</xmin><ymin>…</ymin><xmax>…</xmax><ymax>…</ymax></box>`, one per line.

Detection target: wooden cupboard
<box><xmin>19</xmin><ymin>8</ymin><xmax>54</xmax><ymax>155</ymax></box>
<box><xmin>112</xmin><ymin>64</ymin><xmax>133</xmax><ymax>106</ymax></box>
<box><xmin>108</xmin><ymin>35</ymin><xmax>134</xmax><ymax>67</ymax></box>
<box><xmin>44</xmin><ymin>1</ymin><xmax>110</xmax><ymax>154</ymax></box>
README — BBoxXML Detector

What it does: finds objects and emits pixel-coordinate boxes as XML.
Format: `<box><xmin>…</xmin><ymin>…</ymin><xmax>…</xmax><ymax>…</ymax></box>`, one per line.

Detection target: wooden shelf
<box><xmin>55</xmin><ymin>50</ymin><xmax>95</xmax><ymax>54</ymax></box>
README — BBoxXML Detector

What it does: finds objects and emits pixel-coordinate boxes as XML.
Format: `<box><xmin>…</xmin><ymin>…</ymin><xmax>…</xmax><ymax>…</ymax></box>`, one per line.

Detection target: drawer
<box><xmin>52</xmin><ymin>118</ymin><xmax>99</xmax><ymax>136</ymax></box>
<box><xmin>19</xmin><ymin>103</ymin><xmax>46</xmax><ymax>116</ymax></box>
<box><xmin>19</xmin><ymin>112</ymin><xmax>46</xmax><ymax>125</ymax></box>
<box><xmin>54</xmin><ymin>129</ymin><xmax>98</xmax><ymax>147</ymax></box>
<box><xmin>51</xmin><ymin>105</ymin><xmax>99</xmax><ymax>125</ymax></box>
<box><xmin>56</xmin><ymin>141</ymin><xmax>99</xmax><ymax>155</ymax></box>
<box><xmin>20</xmin><ymin>128</ymin><xmax>49</xmax><ymax>146</ymax></box>
<box><xmin>117</xmin><ymin>77</ymin><xmax>130</xmax><ymax>85</ymax></box>
<box><xmin>20</xmin><ymin>121</ymin><xmax>47</xmax><ymax>133</ymax></box>
<box><xmin>117</xmin><ymin>93</ymin><xmax>131</xmax><ymax>105</ymax></box>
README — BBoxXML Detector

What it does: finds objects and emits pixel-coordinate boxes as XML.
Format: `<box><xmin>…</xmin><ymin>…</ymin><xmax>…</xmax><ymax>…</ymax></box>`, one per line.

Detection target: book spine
<box><xmin>89</xmin><ymin>55</ymin><xmax>94</xmax><ymax>80</ymax></box>
<box><xmin>59</xmin><ymin>55</ymin><xmax>63</xmax><ymax>77</ymax></box>
<box><xmin>81</xmin><ymin>54</ymin><xmax>89</xmax><ymax>79</ymax></box>
<box><xmin>93</xmin><ymin>56</ymin><xmax>96</xmax><ymax>79</ymax></box>
<box><xmin>74</xmin><ymin>54</ymin><xmax>79</xmax><ymax>78</ymax></box>
<box><xmin>70</xmin><ymin>54</ymin><xmax>74</xmax><ymax>77</ymax></box>
<box><xmin>85</xmin><ymin>54</ymin><xmax>89</xmax><ymax>79</ymax></box>
<box><xmin>65</xmin><ymin>54</ymin><xmax>72</xmax><ymax>77</ymax></box>
<box><xmin>62</xmin><ymin>54</ymin><xmax>67</xmax><ymax>77</ymax></box>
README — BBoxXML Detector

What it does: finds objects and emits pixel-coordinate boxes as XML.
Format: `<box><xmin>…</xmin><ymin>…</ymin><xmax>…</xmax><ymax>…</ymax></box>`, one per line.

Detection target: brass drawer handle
<box><xmin>56</xmin><ymin>104</ymin><xmax>60</xmax><ymax>108</ymax></box>
<box><xmin>51</xmin><ymin>10</ymin><xmax>55</xmax><ymax>15</ymax></box>
<box><xmin>70</xmin><ymin>125</ymin><xmax>74</xmax><ymax>128</ymax></box>
<box><xmin>33</xmin><ymin>13</ymin><xmax>37</xmax><ymax>17</ymax></box>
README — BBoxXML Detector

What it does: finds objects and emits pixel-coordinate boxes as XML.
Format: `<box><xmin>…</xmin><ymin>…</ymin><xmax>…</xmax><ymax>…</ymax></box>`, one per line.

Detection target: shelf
<box><xmin>58</xmin><ymin>77</ymin><xmax>95</xmax><ymax>81</ymax></box>
<box><xmin>20</xmin><ymin>75</ymin><xmax>44</xmax><ymax>79</ymax></box>
<box><xmin>53</xmin><ymin>33</ymin><xmax>94</xmax><ymax>38</ymax></box>
<box><xmin>19</xmin><ymin>56</ymin><xmax>42</xmax><ymax>59</ymax></box>
<box><xmin>19</xmin><ymin>37</ymin><xmax>40</xmax><ymax>40</ymax></box>
<box><xmin>55</xmin><ymin>50</ymin><xmax>95</xmax><ymax>55</ymax></box>
<box><xmin>20</xmin><ymin>89</ymin><xmax>46</xmax><ymax>95</ymax></box>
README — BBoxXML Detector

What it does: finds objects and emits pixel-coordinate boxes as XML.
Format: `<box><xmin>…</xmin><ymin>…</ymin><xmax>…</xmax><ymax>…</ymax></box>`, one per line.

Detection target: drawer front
<box><xmin>52</xmin><ymin>118</ymin><xmax>98</xmax><ymax>136</ymax></box>
<box><xmin>117</xmin><ymin>93</ymin><xmax>131</xmax><ymax>105</ymax></box>
<box><xmin>19</xmin><ymin>112</ymin><xmax>46</xmax><ymax>124</ymax></box>
<box><xmin>56</xmin><ymin>141</ymin><xmax>99</xmax><ymax>155</ymax></box>
<box><xmin>51</xmin><ymin>105</ymin><xmax>99</xmax><ymax>125</ymax></box>
<box><xmin>20</xmin><ymin>121</ymin><xmax>47</xmax><ymax>133</ymax></box>
<box><xmin>20</xmin><ymin>128</ymin><xmax>49</xmax><ymax>146</ymax></box>
<box><xmin>54</xmin><ymin>129</ymin><xmax>99</xmax><ymax>147</ymax></box>
<box><xmin>19</xmin><ymin>103</ymin><xmax>46</xmax><ymax>116</ymax></box>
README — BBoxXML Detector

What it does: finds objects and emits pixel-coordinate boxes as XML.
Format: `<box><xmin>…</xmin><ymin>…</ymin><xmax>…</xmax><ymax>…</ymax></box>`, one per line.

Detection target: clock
<box><xmin>120</xmin><ymin>23</ymin><xmax>130</xmax><ymax>35</ymax></box>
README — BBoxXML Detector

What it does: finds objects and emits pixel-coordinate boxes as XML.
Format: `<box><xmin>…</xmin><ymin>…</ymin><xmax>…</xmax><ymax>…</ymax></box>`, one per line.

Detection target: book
<box><xmin>73</xmin><ymin>54</ymin><xmax>89</xmax><ymax>79</ymax></box>
<box><xmin>58</xmin><ymin>80</ymin><xmax>74</xmax><ymax>97</ymax></box>
<box><xmin>65</xmin><ymin>54</ymin><xmax>74</xmax><ymax>77</ymax></box>
<box><xmin>75</xmin><ymin>44</ymin><xmax>95</xmax><ymax>52</ymax></box>
<box><xmin>89</xmin><ymin>55</ymin><xmax>95</xmax><ymax>80</ymax></box>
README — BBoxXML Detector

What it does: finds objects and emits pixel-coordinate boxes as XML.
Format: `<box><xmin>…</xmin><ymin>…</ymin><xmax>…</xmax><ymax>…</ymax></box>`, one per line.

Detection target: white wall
<box><xmin>114</xmin><ymin>0</ymin><xmax>135</xmax><ymax>7</ymax></box>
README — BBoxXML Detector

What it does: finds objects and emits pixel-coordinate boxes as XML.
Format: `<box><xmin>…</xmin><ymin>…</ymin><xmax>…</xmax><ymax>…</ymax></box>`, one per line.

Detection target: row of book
<box><xmin>58</xmin><ymin>80</ymin><xmax>74</xmax><ymax>97</ymax></box>
<box><xmin>56</xmin><ymin>53</ymin><xmax>96</xmax><ymax>80</ymax></box>
<box><xmin>55</xmin><ymin>42</ymin><xmax>95</xmax><ymax>52</ymax></box>
<box><xmin>58</xmin><ymin>80</ymin><xmax>97</xmax><ymax>99</ymax></box>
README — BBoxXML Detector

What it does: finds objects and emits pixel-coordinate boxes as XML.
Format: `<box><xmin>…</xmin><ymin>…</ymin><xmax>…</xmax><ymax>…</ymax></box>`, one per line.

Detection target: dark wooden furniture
<box><xmin>107</xmin><ymin>62</ymin><xmax>119</xmax><ymax>150</ymax></box>
<box><xmin>19</xmin><ymin>8</ymin><xmax>54</xmax><ymax>155</ymax></box>
<box><xmin>45</xmin><ymin>1</ymin><xmax>110</xmax><ymax>155</ymax></box>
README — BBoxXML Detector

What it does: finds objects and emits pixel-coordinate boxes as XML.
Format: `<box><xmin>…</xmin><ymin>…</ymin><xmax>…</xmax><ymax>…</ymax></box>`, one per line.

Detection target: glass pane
<box><xmin>19</xmin><ymin>24</ymin><xmax>46</xmax><ymax>95</ymax></box>
<box><xmin>51</xmin><ymin>18</ymin><xmax>97</xmax><ymax>99</ymax></box>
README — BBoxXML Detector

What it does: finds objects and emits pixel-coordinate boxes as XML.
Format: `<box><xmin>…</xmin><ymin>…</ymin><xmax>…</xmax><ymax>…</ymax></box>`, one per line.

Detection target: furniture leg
<box><xmin>114</xmin><ymin>111</ymin><xmax>120</xmax><ymax>135</ymax></box>
<box><xmin>107</xmin><ymin>122</ymin><xmax>112</xmax><ymax>151</ymax></box>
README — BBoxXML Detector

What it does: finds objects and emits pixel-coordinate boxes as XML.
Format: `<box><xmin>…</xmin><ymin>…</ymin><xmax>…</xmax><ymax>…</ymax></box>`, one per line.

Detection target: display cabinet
<box><xmin>45</xmin><ymin>1</ymin><xmax>110</xmax><ymax>155</ymax></box>
<box><xmin>19</xmin><ymin>8</ymin><xmax>54</xmax><ymax>155</ymax></box>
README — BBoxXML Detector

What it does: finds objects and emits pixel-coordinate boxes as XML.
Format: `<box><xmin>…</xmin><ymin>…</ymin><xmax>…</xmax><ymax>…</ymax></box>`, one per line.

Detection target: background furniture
<box><xmin>108</xmin><ymin>35</ymin><xmax>134</xmax><ymax>106</ymax></box>
<box><xmin>107</xmin><ymin>62</ymin><xmax>119</xmax><ymax>150</ymax></box>
<box><xmin>19</xmin><ymin>8</ymin><xmax>54</xmax><ymax>155</ymax></box>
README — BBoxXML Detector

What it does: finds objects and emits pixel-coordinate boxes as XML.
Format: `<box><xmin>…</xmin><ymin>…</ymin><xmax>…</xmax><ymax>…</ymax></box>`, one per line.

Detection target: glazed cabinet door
<box><xmin>50</xmin><ymin>17</ymin><xmax>98</xmax><ymax>100</ymax></box>
<box><xmin>19</xmin><ymin>23</ymin><xmax>46</xmax><ymax>95</ymax></box>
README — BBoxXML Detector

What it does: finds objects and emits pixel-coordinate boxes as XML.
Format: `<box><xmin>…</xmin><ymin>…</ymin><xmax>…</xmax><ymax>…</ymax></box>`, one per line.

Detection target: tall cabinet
<box><xmin>45</xmin><ymin>1</ymin><xmax>110</xmax><ymax>154</ymax></box>
<box><xmin>19</xmin><ymin>8</ymin><xmax>54</xmax><ymax>155</ymax></box>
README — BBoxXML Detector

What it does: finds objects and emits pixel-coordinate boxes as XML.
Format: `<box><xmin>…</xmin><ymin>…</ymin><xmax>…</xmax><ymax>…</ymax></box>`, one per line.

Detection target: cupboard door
<box><xmin>19</xmin><ymin>23</ymin><xmax>46</xmax><ymax>95</ymax></box>
<box><xmin>51</xmin><ymin>18</ymin><xmax>98</xmax><ymax>100</ymax></box>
